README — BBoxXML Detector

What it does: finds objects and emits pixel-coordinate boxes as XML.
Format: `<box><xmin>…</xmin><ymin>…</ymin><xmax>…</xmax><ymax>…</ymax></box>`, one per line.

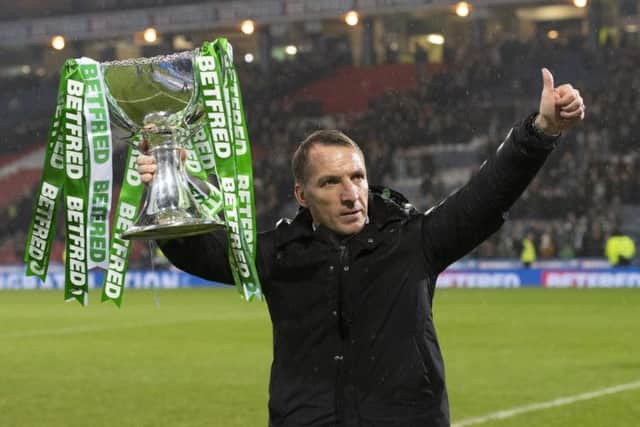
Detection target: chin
<box><xmin>337</xmin><ymin>220</ymin><xmax>366</xmax><ymax>236</ymax></box>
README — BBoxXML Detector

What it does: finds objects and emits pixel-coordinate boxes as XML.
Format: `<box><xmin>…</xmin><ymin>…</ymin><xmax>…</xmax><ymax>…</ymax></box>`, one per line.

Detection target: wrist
<box><xmin>533</xmin><ymin>114</ymin><xmax>561</xmax><ymax>137</ymax></box>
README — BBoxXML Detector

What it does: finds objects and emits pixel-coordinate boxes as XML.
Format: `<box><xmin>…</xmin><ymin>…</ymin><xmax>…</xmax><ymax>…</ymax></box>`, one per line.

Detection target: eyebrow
<box><xmin>317</xmin><ymin>175</ymin><xmax>340</xmax><ymax>185</ymax></box>
<box><xmin>316</xmin><ymin>169</ymin><xmax>366</xmax><ymax>185</ymax></box>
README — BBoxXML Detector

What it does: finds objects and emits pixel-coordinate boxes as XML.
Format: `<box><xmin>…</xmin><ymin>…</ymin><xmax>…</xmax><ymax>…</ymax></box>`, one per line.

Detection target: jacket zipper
<box><xmin>335</xmin><ymin>243</ymin><xmax>348</xmax><ymax>425</ymax></box>
<box><xmin>338</xmin><ymin>244</ymin><xmax>348</xmax><ymax>340</ymax></box>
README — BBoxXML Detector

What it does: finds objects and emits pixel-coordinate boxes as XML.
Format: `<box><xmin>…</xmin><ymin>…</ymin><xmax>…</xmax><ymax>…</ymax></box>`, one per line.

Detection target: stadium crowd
<box><xmin>1</xmin><ymin>33</ymin><xmax>638</xmax><ymax>265</ymax></box>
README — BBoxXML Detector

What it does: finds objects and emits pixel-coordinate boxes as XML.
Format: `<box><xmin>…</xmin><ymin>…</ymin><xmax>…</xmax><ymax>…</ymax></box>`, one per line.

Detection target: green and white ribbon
<box><xmin>61</xmin><ymin>60</ymin><xmax>90</xmax><ymax>305</ymax></box>
<box><xmin>77</xmin><ymin>57</ymin><xmax>113</xmax><ymax>271</ymax></box>
<box><xmin>191</xmin><ymin>127</ymin><xmax>216</xmax><ymax>174</ymax></box>
<box><xmin>183</xmin><ymin>132</ymin><xmax>224</xmax><ymax>220</ymax></box>
<box><xmin>101</xmin><ymin>142</ymin><xmax>144</xmax><ymax>306</ymax></box>
<box><xmin>24</xmin><ymin>66</ymin><xmax>67</xmax><ymax>281</ymax></box>
<box><xmin>218</xmin><ymin>40</ymin><xmax>260</xmax><ymax>298</ymax></box>
<box><xmin>196</xmin><ymin>40</ymin><xmax>262</xmax><ymax>301</ymax></box>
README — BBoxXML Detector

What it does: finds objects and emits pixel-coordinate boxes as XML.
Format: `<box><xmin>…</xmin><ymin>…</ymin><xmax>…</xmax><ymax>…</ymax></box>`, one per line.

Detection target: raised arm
<box><xmin>422</xmin><ymin>68</ymin><xmax>585</xmax><ymax>274</ymax></box>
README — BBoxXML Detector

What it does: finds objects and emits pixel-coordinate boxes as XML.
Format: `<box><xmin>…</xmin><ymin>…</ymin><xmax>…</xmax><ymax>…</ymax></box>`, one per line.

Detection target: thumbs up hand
<box><xmin>535</xmin><ymin>68</ymin><xmax>585</xmax><ymax>136</ymax></box>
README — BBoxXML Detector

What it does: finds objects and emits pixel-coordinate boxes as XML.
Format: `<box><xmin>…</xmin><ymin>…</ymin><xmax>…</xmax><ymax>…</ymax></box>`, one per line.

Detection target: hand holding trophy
<box><xmin>24</xmin><ymin>39</ymin><xmax>262</xmax><ymax>306</ymax></box>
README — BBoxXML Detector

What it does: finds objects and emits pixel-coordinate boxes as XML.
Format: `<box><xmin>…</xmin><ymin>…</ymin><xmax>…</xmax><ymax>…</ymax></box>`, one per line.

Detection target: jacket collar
<box><xmin>367</xmin><ymin>185</ymin><xmax>415</xmax><ymax>230</ymax></box>
<box><xmin>275</xmin><ymin>187</ymin><xmax>413</xmax><ymax>248</ymax></box>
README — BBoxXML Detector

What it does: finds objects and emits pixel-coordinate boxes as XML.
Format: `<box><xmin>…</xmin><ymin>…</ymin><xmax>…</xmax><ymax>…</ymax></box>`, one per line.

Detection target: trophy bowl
<box><xmin>101</xmin><ymin>51</ymin><xmax>224</xmax><ymax>240</ymax></box>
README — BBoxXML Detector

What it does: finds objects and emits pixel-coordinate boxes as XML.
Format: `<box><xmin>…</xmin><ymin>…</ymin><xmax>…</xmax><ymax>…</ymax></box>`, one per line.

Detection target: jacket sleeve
<box><xmin>157</xmin><ymin>231</ymin><xmax>235</xmax><ymax>285</ymax></box>
<box><xmin>157</xmin><ymin>230</ymin><xmax>273</xmax><ymax>288</ymax></box>
<box><xmin>421</xmin><ymin>115</ymin><xmax>557</xmax><ymax>275</ymax></box>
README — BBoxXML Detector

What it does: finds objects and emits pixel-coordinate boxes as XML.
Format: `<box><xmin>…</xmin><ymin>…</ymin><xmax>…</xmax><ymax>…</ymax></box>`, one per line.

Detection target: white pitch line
<box><xmin>452</xmin><ymin>380</ymin><xmax>640</xmax><ymax>427</ymax></box>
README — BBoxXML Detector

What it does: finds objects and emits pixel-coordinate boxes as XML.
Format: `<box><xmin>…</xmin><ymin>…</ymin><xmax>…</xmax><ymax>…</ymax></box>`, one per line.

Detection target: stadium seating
<box><xmin>2</xmin><ymin>34</ymin><xmax>639</xmax><ymax>265</ymax></box>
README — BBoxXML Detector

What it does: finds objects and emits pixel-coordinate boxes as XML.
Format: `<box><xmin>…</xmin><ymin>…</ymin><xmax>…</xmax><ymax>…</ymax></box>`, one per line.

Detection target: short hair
<box><xmin>292</xmin><ymin>130</ymin><xmax>364</xmax><ymax>185</ymax></box>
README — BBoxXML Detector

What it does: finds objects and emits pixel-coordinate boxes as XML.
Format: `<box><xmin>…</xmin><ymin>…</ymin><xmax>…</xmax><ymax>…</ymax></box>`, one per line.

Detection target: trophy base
<box><xmin>121</xmin><ymin>219</ymin><xmax>224</xmax><ymax>240</ymax></box>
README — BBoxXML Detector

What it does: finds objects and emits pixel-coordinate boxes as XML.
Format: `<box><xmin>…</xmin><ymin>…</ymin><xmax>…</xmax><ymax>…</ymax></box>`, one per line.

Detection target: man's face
<box><xmin>294</xmin><ymin>144</ymin><xmax>369</xmax><ymax>236</ymax></box>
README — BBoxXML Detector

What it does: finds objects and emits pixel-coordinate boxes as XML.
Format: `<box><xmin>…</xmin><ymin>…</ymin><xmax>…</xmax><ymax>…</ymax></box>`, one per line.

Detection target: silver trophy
<box><xmin>101</xmin><ymin>51</ymin><xmax>224</xmax><ymax>240</ymax></box>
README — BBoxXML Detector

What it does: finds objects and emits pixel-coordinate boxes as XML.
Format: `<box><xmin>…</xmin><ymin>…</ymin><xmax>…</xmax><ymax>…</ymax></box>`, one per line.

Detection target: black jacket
<box><xmin>159</xmin><ymin>117</ymin><xmax>557</xmax><ymax>427</ymax></box>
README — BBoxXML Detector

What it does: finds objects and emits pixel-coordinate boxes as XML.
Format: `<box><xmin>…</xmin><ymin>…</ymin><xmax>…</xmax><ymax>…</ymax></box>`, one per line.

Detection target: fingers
<box><xmin>555</xmin><ymin>84</ymin><xmax>585</xmax><ymax>120</ymax></box>
<box><xmin>560</xmin><ymin>92</ymin><xmax>582</xmax><ymax>112</ymax></box>
<box><xmin>556</xmin><ymin>85</ymin><xmax>580</xmax><ymax>105</ymax></box>
<box><xmin>136</xmin><ymin>155</ymin><xmax>156</xmax><ymax>184</ymax></box>
<box><xmin>137</xmin><ymin>154</ymin><xmax>155</xmax><ymax>166</ymax></box>
<box><xmin>135</xmin><ymin>150</ymin><xmax>187</xmax><ymax>184</ymax></box>
<box><xmin>541</xmin><ymin>68</ymin><xmax>554</xmax><ymax>92</ymax></box>
<box><xmin>139</xmin><ymin>170</ymin><xmax>155</xmax><ymax>184</ymax></box>
<box><xmin>559</xmin><ymin>107</ymin><xmax>584</xmax><ymax>120</ymax></box>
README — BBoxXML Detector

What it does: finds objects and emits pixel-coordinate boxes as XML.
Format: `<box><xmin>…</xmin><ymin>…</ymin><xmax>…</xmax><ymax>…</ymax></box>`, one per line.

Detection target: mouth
<box><xmin>340</xmin><ymin>209</ymin><xmax>363</xmax><ymax>220</ymax></box>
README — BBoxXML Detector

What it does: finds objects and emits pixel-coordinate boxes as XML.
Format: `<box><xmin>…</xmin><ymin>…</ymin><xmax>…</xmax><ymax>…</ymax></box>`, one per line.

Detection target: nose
<box><xmin>341</xmin><ymin>181</ymin><xmax>358</xmax><ymax>204</ymax></box>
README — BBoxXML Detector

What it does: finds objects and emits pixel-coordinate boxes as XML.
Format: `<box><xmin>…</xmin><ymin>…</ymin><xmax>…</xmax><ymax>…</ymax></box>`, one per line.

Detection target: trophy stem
<box><xmin>121</xmin><ymin>127</ymin><xmax>223</xmax><ymax>240</ymax></box>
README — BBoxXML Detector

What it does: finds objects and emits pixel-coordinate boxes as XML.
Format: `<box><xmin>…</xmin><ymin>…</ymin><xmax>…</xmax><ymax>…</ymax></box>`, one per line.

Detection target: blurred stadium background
<box><xmin>1</xmin><ymin>1</ymin><xmax>639</xmax><ymax>426</ymax></box>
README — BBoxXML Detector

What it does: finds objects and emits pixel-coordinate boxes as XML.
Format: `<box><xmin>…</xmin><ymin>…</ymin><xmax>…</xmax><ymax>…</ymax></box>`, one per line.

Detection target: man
<box><xmin>138</xmin><ymin>68</ymin><xmax>584</xmax><ymax>426</ymax></box>
<box><xmin>519</xmin><ymin>232</ymin><xmax>537</xmax><ymax>268</ymax></box>
<box><xmin>605</xmin><ymin>229</ymin><xmax>636</xmax><ymax>266</ymax></box>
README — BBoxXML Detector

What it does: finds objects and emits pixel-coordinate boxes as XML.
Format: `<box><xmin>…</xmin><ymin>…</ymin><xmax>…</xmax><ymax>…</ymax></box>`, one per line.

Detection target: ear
<box><xmin>294</xmin><ymin>183</ymin><xmax>308</xmax><ymax>208</ymax></box>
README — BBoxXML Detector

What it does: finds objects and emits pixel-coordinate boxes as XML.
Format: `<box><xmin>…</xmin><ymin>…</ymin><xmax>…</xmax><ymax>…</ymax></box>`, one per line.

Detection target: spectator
<box><xmin>605</xmin><ymin>229</ymin><xmax>636</xmax><ymax>266</ymax></box>
<box><xmin>520</xmin><ymin>232</ymin><xmax>536</xmax><ymax>267</ymax></box>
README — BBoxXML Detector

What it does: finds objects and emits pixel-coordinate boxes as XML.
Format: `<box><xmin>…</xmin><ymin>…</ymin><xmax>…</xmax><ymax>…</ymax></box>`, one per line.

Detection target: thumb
<box><xmin>541</xmin><ymin>67</ymin><xmax>554</xmax><ymax>92</ymax></box>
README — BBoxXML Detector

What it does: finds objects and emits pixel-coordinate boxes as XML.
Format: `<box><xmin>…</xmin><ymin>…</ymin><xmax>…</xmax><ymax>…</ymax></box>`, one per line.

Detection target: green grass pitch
<box><xmin>1</xmin><ymin>287</ymin><xmax>638</xmax><ymax>426</ymax></box>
